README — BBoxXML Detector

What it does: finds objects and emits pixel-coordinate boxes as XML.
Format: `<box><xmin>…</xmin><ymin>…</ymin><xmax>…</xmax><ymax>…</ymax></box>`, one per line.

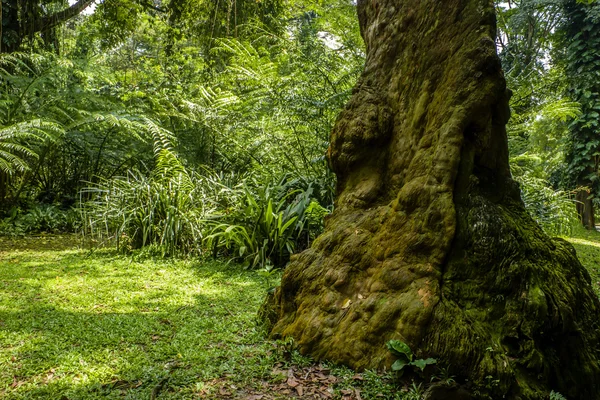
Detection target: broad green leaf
<box><xmin>392</xmin><ymin>358</ymin><xmax>409</xmax><ymax>371</ymax></box>
<box><xmin>409</xmin><ymin>358</ymin><xmax>437</xmax><ymax>371</ymax></box>
<box><xmin>386</xmin><ymin>340</ymin><xmax>412</xmax><ymax>359</ymax></box>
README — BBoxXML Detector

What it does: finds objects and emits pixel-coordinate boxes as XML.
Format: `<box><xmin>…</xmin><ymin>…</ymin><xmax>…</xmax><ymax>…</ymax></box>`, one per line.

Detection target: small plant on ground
<box><xmin>386</xmin><ymin>340</ymin><xmax>437</xmax><ymax>376</ymax></box>
<box><xmin>204</xmin><ymin>178</ymin><xmax>325</xmax><ymax>269</ymax></box>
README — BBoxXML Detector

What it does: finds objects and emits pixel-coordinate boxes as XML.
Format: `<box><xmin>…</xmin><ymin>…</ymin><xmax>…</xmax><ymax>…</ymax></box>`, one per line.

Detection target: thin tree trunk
<box><xmin>261</xmin><ymin>1</ymin><xmax>600</xmax><ymax>398</ymax></box>
<box><xmin>576</xmin><ymin>187</ymin><xmax>596</xmax><ymax>230</ymax></box>
<box><xmin>0</xmin><ymin>170</ymin><xmax>7</xmax><ymax>208</ymax></box>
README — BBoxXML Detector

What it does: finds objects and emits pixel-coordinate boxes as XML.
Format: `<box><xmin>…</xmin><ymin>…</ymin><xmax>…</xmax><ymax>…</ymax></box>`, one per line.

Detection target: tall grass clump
<box><xmin>82</xmin><ymin>148</ymin><xmax>215</xmax><ymax>256</ymax></box>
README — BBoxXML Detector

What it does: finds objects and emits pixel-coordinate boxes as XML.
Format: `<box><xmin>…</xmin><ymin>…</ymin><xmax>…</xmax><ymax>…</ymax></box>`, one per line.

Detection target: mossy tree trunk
<box><xmin>262</xmin><ymin>0</ymin><xmax>600</xmax><ymax>398</ymax></box>
<box><xmin>1</xmin><ymin>0</ymin><xmax>94</xmax><ymax>53</ymax></box>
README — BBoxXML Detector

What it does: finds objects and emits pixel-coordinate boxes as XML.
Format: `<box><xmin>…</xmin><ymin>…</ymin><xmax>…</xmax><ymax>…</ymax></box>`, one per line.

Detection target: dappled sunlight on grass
<box><xmin>0</xmin><ymin>237</ymin><xmax>275</xmax><ymax>399</ymax></box>
<box><xmin>6</xmin><ymin>231</ymin><xmax>596</xmax><ymax>399</ymax></box>
<box><xmin>563</xmin><ymin>227</ymin><xmax>600</xmax><ymax>297</ymax></box>
<box><xmin>566</xmin><ymin>237</ymin><xmax>600</xmax><ymax>248</ymax></box>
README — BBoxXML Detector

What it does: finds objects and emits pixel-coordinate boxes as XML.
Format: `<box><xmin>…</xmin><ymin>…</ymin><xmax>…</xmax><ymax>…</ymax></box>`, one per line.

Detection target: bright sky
<box><xmin>69</xmin><ymin>0</ymin><xmax>97</xmax><ymax>15</ymax></box>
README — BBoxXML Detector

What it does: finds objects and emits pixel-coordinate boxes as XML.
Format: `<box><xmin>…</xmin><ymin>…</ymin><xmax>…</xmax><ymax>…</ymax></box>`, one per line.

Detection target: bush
<box><xmin>0</xmin><ymin>204</ymin><xmax>81</xmax><ymax>236</ymax></box>
<box><xmin>81</xmin><ymin>149</ymin><xmax>214</xmax><ymax>256</ymax></box>
<box><xmin>204</xmin><ymin>177</ymin><xmax>329</xmax><ymax>269</ymax></box>
<box><xmin>517</xmin><ymin>175</ymin><xmax>579</xmax><ymax>236</ymax></box>
<box><xmin>81</xmin><ymin>145</ymin><xmax>330</xmax><ymax>263</ymax></box>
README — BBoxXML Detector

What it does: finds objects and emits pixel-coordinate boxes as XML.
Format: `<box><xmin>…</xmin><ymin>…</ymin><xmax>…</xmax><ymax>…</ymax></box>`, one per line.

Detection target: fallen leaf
<box><xmin>287</xmin><ymin>376</ymin><xmax>299</xmax><ymax>388</ymax></box>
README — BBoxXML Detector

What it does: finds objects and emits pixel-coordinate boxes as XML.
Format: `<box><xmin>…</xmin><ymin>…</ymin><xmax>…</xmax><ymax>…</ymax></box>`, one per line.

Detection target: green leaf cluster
<box><xmin>386</xmin><ymin>340</ymin><xmax>436</xmax><ymax>375</ymax></box>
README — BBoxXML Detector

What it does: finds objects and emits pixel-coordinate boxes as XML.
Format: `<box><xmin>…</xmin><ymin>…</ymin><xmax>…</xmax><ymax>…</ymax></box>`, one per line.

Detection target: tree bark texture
<box><xmin>262</xmin><ymin>0</ymin><xmax>600</xmax><ymax>398</ymax></box>
<box><xmin>575</xmin><ymin>187</ymin><xmax>595</xmax><ymax>230</ymax></box>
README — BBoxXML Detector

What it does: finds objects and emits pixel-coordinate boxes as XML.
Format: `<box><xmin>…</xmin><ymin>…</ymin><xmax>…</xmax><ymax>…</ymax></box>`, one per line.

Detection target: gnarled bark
<box><xmin>262</xmin><ymin>0</ymin><xmax>600</xmax><ymax>398</ymax></box>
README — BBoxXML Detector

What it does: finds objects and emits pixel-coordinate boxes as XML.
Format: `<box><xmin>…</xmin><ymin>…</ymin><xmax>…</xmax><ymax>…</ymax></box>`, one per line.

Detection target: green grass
<box><xmin>1</xmin><ymin>230</ymin><xmax>599</xmax><ymax>400</ymax></box>
<box><xmin>0</xmin><ymin>236</ymin><xmax>406</xmax><ymax>400</ymax></box>
<box><xmin>563</xmin><ymin>226</ymin><xmax>600</xmax><ymax>298</ymax></box>
<box><xmin>0</xmin><ymin>236</ymin><xmax>276</xmax><ymax>399</ymax></box>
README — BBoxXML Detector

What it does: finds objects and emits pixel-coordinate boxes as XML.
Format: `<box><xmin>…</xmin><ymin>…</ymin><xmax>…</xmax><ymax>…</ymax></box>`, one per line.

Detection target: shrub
<box><xmin>81</xmin><ymin>149</ymin><xmax>211</xmax><ymax>256</ymax></box>
<box><xmin>0</xmin><ymin>204</ymin><xmax>80</xmax><ymax>235</ymax></box>
<box><xmin>204</xmin><ymin>178</ymin><xmax>328</xmax><ymax>269</ymax></box>
<box><xmin>517</xmin><ymin>175</ymin><xmax>579</xmax><ymax>237</ymax></box>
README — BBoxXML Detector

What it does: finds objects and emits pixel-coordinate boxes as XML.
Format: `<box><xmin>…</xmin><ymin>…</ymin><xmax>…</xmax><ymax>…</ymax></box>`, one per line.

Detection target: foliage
<box><xmin>559</xmin><ymin>0</ymin><xmax>600</xmax><ymax>197</ymax></box>
<box><xmin>386</xmin><ymin>340</ymin><xmax>436</xmax><ymax>376</ymax></box>
<box><xmin>81</xmin><ymin>146</ymin><xmax>208</xmax><ymax>256</ymax></box>
<box><xmin>504</xmin><ymin>54</ymin><xmax>581</xmax><ymax>235</ymax></box>
<box><xmin>550</xmin><ymin>390</ymin><xmax>568</xmax><ymax>400</ymax></box>
<box><xmin>496</xmin><ymin>0</ymin><xmax>563</xmax><ymax>81</ymax></box>
<box><xmin>515</xmin><ymin>174</ymin><xmax>579</xmax><ymax>236</ymax></box>
<box><xmin>0</xmin><ymin>0</ymin><xmax>361</xmax><ymax>260</ymax></box>
<box><xmin>82</xmin><ymin>135</ymin><xmax>330</xmax><ymax>262</ymax></box>
<box><xmin>0</xmin><ymin>52</ymin><xmax>65</xmax><ymax>176</ymax></box>
<box><xmin>497</xmin><ymin>0</ymin><xmax>600</xmax><ymax>230</ymax></box>
<box><xmin>205</xmin><ymin>177</ymin><xmax>327</xmax><ymax>268</ymax></box>
<box><xmin>0</xmin><ymin>51</ymin><xmax>165</xmax><ymax>210</ymax></box>
<box><xmin>0</xmin><ymin>204</ymin><xmax>81</xmax><ymax>236</ymax></box>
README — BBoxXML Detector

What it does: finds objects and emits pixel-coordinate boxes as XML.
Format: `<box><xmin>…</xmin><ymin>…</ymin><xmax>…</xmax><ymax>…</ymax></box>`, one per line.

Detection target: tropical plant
<box><xmin>81</xmin><ymin>141</ymin><xmax>209</xmax><ymax>256</ymax></box>
<box><xmin>386</xmin><ymin>340</ymin><xmax>436</xmax><ymax>377</ymax></box>
<box><xmin>204</xmin><ymin>178</ymin><xmax>320</xmax><ymax>268</ymax></box>
<box><xmin>558</xmin><ymin>0</ymin><xmax>600</xmax><ymax>228</ymax></box>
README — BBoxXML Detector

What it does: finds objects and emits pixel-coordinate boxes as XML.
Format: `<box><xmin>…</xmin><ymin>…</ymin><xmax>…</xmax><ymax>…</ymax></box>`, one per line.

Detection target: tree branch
<box><xmin>138</xmin><ymin>0</ymin><xmax>167</xmax><ymax>13</ymax></box>
<box><xmin>36</xmin><ymin>0</ymin><xmax>95</xmax><ymax>33</ymax></box>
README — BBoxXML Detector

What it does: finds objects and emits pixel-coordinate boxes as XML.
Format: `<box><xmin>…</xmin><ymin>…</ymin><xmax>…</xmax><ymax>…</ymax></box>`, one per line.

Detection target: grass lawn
<box><xmin>0</xmin><ymin>236</ymin><xmax>402</xmax><ymax>400</ymax></box>
<box><xmin>1</xmin><ymin>229</ymin><xmax>599</xmax><ymax>399</ymax></box>
<box><xmin>563</xmin><ymin>226</ymin><xmax>600</xmax><ymax>298</ymax></box>
<box><xmin>0</xmin><ymin>236</ymin><xmax>280</xmax><ymax>399</ymax></box>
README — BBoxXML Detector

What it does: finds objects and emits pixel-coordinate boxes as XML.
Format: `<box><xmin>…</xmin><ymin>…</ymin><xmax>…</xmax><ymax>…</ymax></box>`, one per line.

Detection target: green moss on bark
<box><xmin>262</xmin><ymin>0</ymin><xmax>600</xmax><ymax>398</ymax></box>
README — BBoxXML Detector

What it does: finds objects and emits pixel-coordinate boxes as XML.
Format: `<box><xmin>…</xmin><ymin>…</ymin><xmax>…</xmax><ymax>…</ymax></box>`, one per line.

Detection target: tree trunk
<box><xmin>576</xmin><ymin>186</ymin><xmax>595</xmax><ymax>230</ymax></box>
<box><xmin>1</xmin><ymin>0</ymin><xmax>94</xmax><ymax>53</ymax></box>
<box><xmin>261</xmin><ymin>0</ymin><xmax>600</xmax><ymax>398</ymax></box>
<box><xmin>0</xmin><ymin>170</ymin><xmax>7</xmax><ymax>208</ymax></box>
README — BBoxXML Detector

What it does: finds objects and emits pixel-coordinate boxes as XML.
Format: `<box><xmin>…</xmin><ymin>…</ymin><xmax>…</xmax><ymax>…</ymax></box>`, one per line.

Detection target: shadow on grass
<box><xmin>1</xmin><ymin>307</ymin><xmax>269</xmax><ymax>399</ymax></box>
<box><xmin>0</xmin><ymin>244</ymin><xmax>274</xmax><ymax>399</ymax></box>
